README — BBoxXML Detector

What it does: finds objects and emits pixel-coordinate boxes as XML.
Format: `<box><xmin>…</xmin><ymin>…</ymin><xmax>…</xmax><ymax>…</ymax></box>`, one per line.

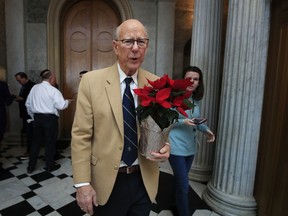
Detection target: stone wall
<box><xmin>26</xmin><ymin>0</ymin><xmax>51</xmax><ymax>83</ymax></box>
<box><xmin>0</xmin><ymin>0</ymin><xmax>6</xmax><ymax>69</ymax></box>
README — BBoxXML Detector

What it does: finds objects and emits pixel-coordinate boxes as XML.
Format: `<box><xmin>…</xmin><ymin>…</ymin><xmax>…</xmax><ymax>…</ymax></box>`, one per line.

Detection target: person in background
<box><xmin>14</xmin><ymin>72</ymin><xmax>36</xmax><ymax>160</ymax></box>
<box><xmin>25</xmin><ymin>69</ymin><xmax>72</xmax><ymax>174</ymax></box>
<box><xmin>71</xmin><ymin>19</ymin><xmax>170</xmax><ymax>216</ymax></box>
<box><xmin>0</xmin><ymin>68</ymin><xmax>15</xmax><ymax>148</ymax></box>
<box><xmin>0</xmin><ymin>67</ymin><xmax>15</xmax><ymax>174</ymax></box>
<box><xmin>168</xmin><ymin>66</ymin><xmax>215</xmax><ymax>216</ymax></box>
<box><xmin>79</xmin><ymin>70</ymin><xmax>88</xmax><ymax>79</ymax></box>
<box><xmin>65</xmin><ymin>70</ymin><xmax>88</xmax><ymax>123</ymax></box>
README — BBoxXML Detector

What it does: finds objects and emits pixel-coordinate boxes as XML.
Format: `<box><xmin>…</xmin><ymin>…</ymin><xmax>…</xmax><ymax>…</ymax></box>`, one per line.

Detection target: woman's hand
<box><xmin>183</xmin><ymin>119</ymin><xmax>196</xmax><ymax>126</ymax></box>
<box><xmin>206</xmin><ymin>130</ymin><xmax>215</xmax><ymax>142</ymax></box>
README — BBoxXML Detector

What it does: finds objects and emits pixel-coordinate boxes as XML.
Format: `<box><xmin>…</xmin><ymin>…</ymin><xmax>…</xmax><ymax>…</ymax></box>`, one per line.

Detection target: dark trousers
<box><xmin>93</xmin><ymin>170</ymin><xmax>152</xmax><ymax>216</ymax></box>
<box><xmin>0</xmin><ymin>107</ymin><xmax>6</xmax><ymax>142</ymax></box>
<box><xmin>28</xmin><ymin>114</ymin><xmax>58</xmax><ymax>169</ymax></box>
<box><xmin>169</xmin><ymin>154</ymin><xmax>194</xmax><ymax>216</ymax></box>
<box><xmin>22</xmin><ymin>118</ymin><xmax>33</xmax><ymax>153</ymax></box>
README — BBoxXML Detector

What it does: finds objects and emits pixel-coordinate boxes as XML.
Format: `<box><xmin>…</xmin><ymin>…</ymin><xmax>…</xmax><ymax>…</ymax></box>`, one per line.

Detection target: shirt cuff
<box><xmin>74</xmin><ymin>182</ymin><xmax>90</xmax><ymax>188</ymax></box>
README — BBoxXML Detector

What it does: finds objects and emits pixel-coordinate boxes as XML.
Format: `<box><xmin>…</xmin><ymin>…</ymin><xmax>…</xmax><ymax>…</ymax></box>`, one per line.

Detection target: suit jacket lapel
<box><xmin>138</xmin><ymin>68</ymin><xmax>149</xmax><ymax>88</ymax></box>
<box><xmin>105</xmin><ymin>66</ymin><xmax>153</xmax><ymax>141</ymax></box>
<box><xmin>136</xmin><ymin>69</ymin><xmax>151</xmax><ymax>140</ymax></box>
<box><xmin>105</xmin><ymin>64</ymin><xmax>124</xmax><ymax>139</ymax></box>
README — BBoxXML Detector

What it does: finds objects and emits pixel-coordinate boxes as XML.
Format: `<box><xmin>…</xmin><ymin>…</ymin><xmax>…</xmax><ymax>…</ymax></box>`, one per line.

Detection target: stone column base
<box><xmin>202</xmin><ymin>182</ymin><xmax>257</xmax><ymax>216</ymax></box>
<box><xmin>189</xmin><ymin>164</ymin><xmax>212</xmax><ymax>183</ymax></box>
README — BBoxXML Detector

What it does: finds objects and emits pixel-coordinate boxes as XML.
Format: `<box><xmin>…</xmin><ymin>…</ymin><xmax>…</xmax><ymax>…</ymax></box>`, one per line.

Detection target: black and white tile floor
<box><xmin>0</xmin><ymin>141</ymin><xmax>220</xmax><ymax>216</ymax></box>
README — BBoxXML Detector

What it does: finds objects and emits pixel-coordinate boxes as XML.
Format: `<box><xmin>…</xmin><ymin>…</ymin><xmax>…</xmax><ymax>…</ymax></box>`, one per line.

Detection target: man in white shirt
<box><xmin>25</xmin><ymin>69</ymin><xmax>72</xmax><ymax>174</ymax></box>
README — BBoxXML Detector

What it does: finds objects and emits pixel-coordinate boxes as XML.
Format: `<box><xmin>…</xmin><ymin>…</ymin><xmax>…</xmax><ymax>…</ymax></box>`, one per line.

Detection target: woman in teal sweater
<box><xmin>169</xmin><ymin>66</ymin><xmax>215</xmax><ymax>216</ymax></box>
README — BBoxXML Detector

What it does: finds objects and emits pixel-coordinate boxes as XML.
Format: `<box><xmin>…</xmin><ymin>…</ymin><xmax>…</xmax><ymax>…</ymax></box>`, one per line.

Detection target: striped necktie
<box><xmin>122</xmin><ymin>77</ymin><xmax>138</xmax><ymax>166</ymax></box>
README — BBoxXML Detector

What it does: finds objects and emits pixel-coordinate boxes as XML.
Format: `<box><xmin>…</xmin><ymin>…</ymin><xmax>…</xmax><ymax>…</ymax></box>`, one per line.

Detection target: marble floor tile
<box><xmin>0</xmin><ymin>142</ymin><xmax>219</xmax><ymax>216</ymax></box>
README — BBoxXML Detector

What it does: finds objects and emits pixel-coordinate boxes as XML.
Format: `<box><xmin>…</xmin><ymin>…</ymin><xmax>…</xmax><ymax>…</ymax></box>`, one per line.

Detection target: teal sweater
<box><xmin>169</xmin><ymin>100</ymin><xmax>211</xmax><ymax>156</ymax></box>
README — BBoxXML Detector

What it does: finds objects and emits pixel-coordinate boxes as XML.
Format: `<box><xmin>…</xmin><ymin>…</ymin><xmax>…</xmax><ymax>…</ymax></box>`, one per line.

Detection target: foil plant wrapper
<box><xmin>139</xmin><ymin>115</ymin><xmax>172</xmax><ymax>157</ymax></box>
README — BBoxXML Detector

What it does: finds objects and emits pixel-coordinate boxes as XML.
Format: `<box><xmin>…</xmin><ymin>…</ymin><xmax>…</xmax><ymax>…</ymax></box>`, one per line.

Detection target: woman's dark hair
<box><xmin>183</xmin><ymin>66</ymin><xmax>204</xmax><ymax>100</ymax></box>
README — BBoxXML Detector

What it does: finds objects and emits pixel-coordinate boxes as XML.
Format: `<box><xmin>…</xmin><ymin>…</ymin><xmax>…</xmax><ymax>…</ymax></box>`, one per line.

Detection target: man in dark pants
<box><xmin>71</xmin><ymin>19</ymin><xmax>171</xmax><ymax>216</ymax></box>
<box><xmin>14</xmin><ymin>72</ymin><xmax>35</xmax><ymax>160</ymax></box>
<box><xmin>25</xmin><ymin>70</ymin><xmax>72</xmax><ymax>173</ymax></box>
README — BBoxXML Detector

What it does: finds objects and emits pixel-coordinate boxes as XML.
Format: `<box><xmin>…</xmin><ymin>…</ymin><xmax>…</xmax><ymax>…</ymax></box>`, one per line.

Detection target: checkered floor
<box><xmin>0</xmin><ymin>141</ymin><xmax>219</xmax><ymax>216</ymax></box>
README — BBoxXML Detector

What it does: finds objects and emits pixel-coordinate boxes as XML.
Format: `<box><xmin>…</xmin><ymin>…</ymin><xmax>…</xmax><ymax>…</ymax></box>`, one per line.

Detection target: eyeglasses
<box><xmin>116</xmin><ymin>38</ymin><xmax>149</xmax><ymax>48</ymax></box>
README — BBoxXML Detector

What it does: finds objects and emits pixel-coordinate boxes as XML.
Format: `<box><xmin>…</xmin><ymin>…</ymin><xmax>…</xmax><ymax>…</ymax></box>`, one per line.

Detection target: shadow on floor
<box><xmin>152</xmin><ymin>172</ymin><xmax>210</xmax><ymax>215</ymax></box>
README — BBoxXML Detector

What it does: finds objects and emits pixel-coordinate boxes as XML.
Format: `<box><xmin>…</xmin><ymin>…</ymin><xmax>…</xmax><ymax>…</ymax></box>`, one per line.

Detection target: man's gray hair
<box><xmin>114</xmin><ymin>22</ymin><xmax>148</xmax><ymax>40</ymax></box>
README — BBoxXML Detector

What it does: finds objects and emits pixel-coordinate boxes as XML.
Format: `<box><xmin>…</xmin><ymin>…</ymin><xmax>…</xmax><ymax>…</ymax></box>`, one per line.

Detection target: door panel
<box><xmin>254</xmin><ymin>1</ymin><xmax>288</xmax><ymax>215</ymax></box>
<box><xmin>62</xmin><ymin>0</ymin><xmax>120</xmax><ymax>138</ymax></box>
<box><xmin>91</xmin><ymin>1</ymin><xmax>119</xmax><ymax>69</ymax></box>
<box><xmin>270</xmin><ymin>20</ymin><xmax>288</xmax><ymax>215</ymax></box>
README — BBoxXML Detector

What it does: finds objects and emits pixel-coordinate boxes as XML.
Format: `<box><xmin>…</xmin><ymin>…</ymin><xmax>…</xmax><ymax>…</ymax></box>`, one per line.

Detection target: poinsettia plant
<box><xmin>133</xmin><ymin>74</ymin><xmax>194</xmax><ymax>130</ymax></box>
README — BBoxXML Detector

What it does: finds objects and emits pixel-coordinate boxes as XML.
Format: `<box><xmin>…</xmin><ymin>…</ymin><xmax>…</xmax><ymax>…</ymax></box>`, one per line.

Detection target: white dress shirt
<box><xmin>25</xmin><ymin>81</ymin><xmax>69</xmax><ymax>119</ymax></box>
<box><xmin>117</xmin><ymin>64</ymin><xmax>139</xmax><ymax>167</ymax></box>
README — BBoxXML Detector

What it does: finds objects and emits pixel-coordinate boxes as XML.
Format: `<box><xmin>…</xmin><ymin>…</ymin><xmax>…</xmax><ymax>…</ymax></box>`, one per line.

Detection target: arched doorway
<box><xmin>61</xmin><ymin>0</ymin><xmax>121</xmax><ymax>138</ymax></box>
<box><xmin>47</xmin><ymin>0</ymin><xmax>133</xmax><ymax>139</ymax></box>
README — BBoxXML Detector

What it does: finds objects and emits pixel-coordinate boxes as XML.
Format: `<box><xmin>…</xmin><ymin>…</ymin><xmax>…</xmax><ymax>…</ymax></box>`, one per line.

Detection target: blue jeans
<box><xmin>169</xmin><ymin>154</ymin><xmax>194</xmax><ymax>216</ymax></box>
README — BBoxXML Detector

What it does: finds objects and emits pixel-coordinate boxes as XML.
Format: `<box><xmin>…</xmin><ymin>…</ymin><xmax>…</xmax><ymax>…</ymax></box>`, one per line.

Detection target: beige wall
<box><xmin>173</xmin><ymin>0</ymin><xmax>194</xmax><ymax>79</ymax></box>
<box><xmin>173</xmin><ymin>0</ymin><xmax>229</xmax><ymax>79</ymax></box>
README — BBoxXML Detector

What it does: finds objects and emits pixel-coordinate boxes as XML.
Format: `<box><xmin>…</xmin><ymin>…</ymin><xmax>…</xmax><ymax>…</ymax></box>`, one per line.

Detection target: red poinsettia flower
<box><xmin>134</xmin><ymin>74</ymin><xmax>194</xmax><ymax>130</ymax></box>
<box><xmin>167</xmin><ymin>76</ymin><xmax>192</xmax><ymax>90</ymax></box>
<box><xmin>133</xmin><ymin>87</ymin><xmax>152</xmax><ymax>99</ymax></box>
<box><xmin>171</xmin><ymin>94</ymin><xmax>193</xmax><ymax>117</ymax></box>
<box><xmin>147</xmin><ymin>74</ymin><xmax>168</xmax><ymax>90</ymax></box>
<box><xmin>183</xmin><ymin>90</ymin><xmax>193</xmax><ymax>98</ymax></box>
<box><xmin>134</xmin><ymin>87</ymin><xmax>172</xmax><ymax>108</ymax></box>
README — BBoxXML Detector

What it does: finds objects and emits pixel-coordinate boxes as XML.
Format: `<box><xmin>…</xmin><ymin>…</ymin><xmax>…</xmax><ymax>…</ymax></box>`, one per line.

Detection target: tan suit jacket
<box><xmin>71</xmin><ymin>63</ymin><xmax>160</xmax><ymax>205</ymax></box>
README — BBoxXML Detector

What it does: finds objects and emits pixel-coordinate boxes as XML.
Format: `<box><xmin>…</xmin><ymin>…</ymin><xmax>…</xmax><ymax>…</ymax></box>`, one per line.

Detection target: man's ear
<box><xmin>112</xmin><ymin>40</ymin><xmax>118</xmax><ymax>55</ymax></box>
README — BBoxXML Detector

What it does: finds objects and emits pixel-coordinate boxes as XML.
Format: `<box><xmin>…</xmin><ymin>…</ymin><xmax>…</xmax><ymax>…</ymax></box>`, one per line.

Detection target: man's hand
<box><xmin>148</xmin><ymin>142</ymin><xmax>170</xmax><ymax>162</ymax></box>
<box><xmin>15</xmin><ymin>96</ymin><xmax>23</xmax><ymax>102</ymax></box>
<box><xmin>76</xmin><ymin>185</ymin><xmax>98</xmax><ymax>215</ymax></box>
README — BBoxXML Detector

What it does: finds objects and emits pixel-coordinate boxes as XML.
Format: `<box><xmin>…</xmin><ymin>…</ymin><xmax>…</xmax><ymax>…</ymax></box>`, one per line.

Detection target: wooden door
<box><xmin>61</xmin><ymin>0</ymin><xmax>120</xmax><ymax>138</ymax></box>
<box><xmin>254</xmin><ymin>1</ymin><xmax>288</xmax><ymax>215</ymax></box>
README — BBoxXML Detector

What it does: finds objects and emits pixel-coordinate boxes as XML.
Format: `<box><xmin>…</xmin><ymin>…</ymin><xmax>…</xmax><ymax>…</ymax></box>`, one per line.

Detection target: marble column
<box><xmin>5</xmin><ymin>0</ymin><xmax>26</xmax><ymax>139</ymax></box>
<box><xmin>155</xmin><ymin>0</ymin><xmax>176</xmax><ymax>77</ymax></box>
<box><xmin>189</xmin><ymin>0</ymin><xmax>223</xmax><ymax>182</ymax></box>
<box><xmin>202</xmin><ymin>0</ymin><xmax>270</xmax><ymax>215</ymax></box>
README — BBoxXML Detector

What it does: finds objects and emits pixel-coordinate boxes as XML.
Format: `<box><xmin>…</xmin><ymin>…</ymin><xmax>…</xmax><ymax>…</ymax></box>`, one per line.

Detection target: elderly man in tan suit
<box><xmin>71</xmin><ymin>19</ymin><xmax>170</xmax><ymax>216</ymax></box>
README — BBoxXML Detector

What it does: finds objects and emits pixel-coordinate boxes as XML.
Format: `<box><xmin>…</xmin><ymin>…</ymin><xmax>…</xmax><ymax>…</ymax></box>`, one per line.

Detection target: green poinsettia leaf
<box><xmin>148</xmin><ymin>91</ymin><xmax>157</xmax><ymax>97</ymax></box>
<box><xmin>164</xmin><ymin>109</ymin><xmax>179</xmax><ymax>123</ymax></box>
<box><xmin>183</xmin><ymin>98</ymin><xmax>195</xmax><ymax>108</ymax></box>
<box><xmin>136</xmin><ymin>105</ymin><xmax>152</xmax><ymax>121</ymax></box>
<box><xmin>170</xmin><ymin>90</ymin><xmax>186</xmax><ymax>97</ymax></box>
<box><xmin>150</xmin><ymin>114</ymin><xmax>170</xmax><ymax>130</ymax></box>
